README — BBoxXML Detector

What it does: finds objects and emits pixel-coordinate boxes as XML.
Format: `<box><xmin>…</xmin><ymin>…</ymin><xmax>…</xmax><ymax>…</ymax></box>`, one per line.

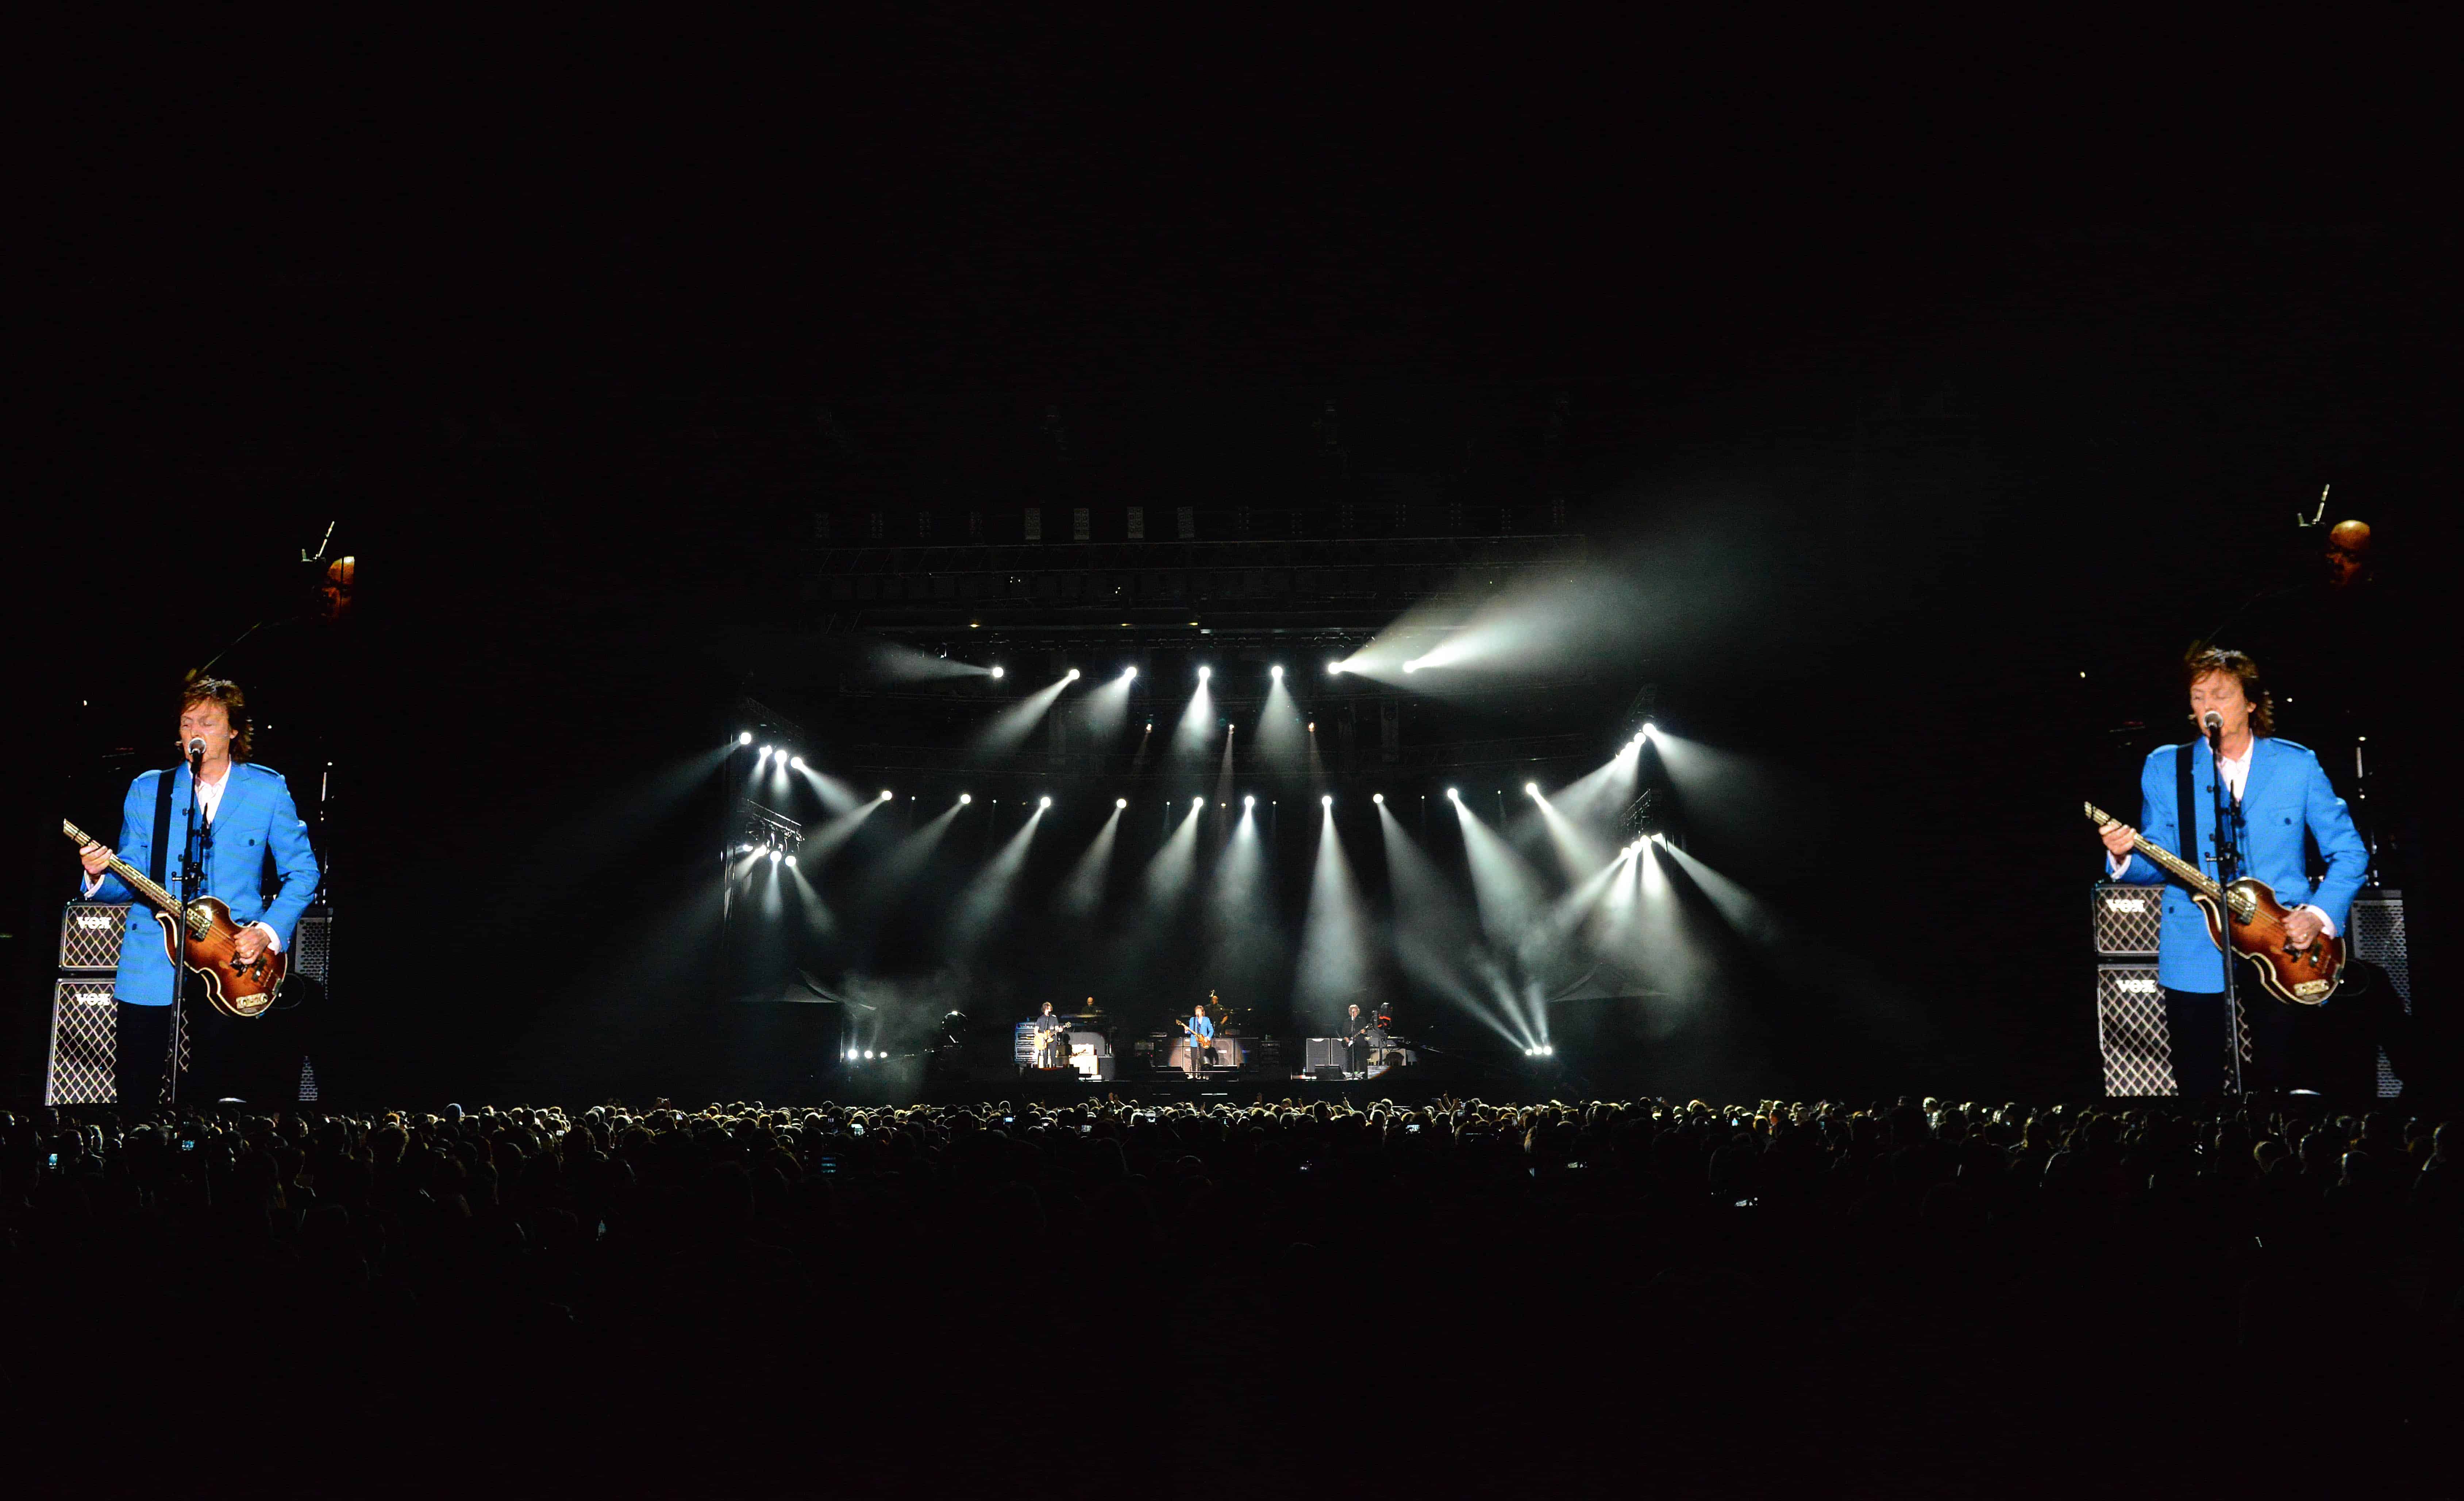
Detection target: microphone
<box><xmin>2201</xmin><ymin>711</ymin><xmax>2223</xmax><ymax>746</ymax></box>
<box><xmin>186</xmin><ymin>737</ymin><xmax>206</xmax><ymax>763</ymax></box>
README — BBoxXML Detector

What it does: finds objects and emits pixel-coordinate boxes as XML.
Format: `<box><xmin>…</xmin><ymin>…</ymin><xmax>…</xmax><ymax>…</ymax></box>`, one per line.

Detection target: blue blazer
<box><xmin>84</xmin><ymin>763</ymin><xmax>323</xmax><ymax>1006</ymax></box>
<box><xmin>2106</xmin><ymin>737</ymin><xmax>2366</xmax><ymax>994</ymax></box>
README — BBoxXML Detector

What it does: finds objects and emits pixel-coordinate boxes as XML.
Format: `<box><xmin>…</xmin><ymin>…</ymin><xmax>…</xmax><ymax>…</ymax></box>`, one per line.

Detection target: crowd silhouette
<box><xmin>4</xmin><ymin>1092</ymin><xmax>2456</xmax><ymax>1496</ymax></box>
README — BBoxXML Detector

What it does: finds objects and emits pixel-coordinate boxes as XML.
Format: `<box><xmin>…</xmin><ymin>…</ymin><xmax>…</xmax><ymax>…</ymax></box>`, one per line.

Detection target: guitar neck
<box><xmin>61</xmin><ymin>819</ymin><xmax>181</xmax><ymax>914</ymax></box>
<box><xmin>2129</xmin><ymin>835</ymin><xmax>2222</xmax><ymax>899</ymax></box>
<box><xmin>2083</xmin><ymin>803</ymin><xmax>2221</xmax><ymax>900</ymax></box>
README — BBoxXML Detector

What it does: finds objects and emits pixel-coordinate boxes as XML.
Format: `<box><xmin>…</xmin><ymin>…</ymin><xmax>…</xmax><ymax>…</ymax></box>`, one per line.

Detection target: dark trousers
<box><xmin>2168</xmin><ymin>986</ymin><xmax>2349</xmax><ymax>1098</ymax></box>
<box><xmin>116</xmin><ymin>982</ymin><xmax>287</xmax><ymax>1114</ymax></box>
<box><xmin>113</xmin><ymin>1000</ymin><xmax>177</xmax><ymax>1115</ymax></box>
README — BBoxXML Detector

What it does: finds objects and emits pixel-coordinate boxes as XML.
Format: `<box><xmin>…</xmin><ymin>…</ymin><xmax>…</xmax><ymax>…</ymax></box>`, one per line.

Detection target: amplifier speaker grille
<box><xmin>2350</xmin><ymin>891</ymin><xmax>2409</xmax><ymax>1098</ymax></box>
<box><xmin>2091</xmin><ymin>884</ymin><xmax>2163</xmax><ymax>957</ymax></box>
<box><xmin>45</xmin><ymin>980</ymin><xmax>117</xmax><ymax>1104</ymax></box>
<box><xmin>2097</xmin><ymin>964</ymin><xmax>2175</xmax><ymax>1097</ymax></box>
<box><xmin>292</xmin><ymin>907</ymin><xmax>331</xmax><ymax>984</ymax></box>
<box><xmin>59</xmin><ymin>903</ymin><xmax>133</xmax><ymax>971</ymax></box>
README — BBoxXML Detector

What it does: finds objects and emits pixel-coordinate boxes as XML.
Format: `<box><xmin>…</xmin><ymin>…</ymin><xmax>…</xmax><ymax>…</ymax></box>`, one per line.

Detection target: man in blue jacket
<box><xmin>75</xmin><ymin>677</ymin><xmax>321</xmax><ymax>1111</ymax></box>
<box><xmin>2097</xmin><ymin>648</ymin><xmax>2367</xmax><ymax>1096</ymax></box>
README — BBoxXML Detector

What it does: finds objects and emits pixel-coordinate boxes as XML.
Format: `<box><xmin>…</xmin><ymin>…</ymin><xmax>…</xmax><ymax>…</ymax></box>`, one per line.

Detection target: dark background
<box><xmin>12</xmin><ymin>14</ymin><xmax>2449</xmax><ymax>1106</ymax></box>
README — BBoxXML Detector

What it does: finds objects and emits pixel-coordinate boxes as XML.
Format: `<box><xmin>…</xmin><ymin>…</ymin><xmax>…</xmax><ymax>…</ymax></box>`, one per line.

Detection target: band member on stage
<box><xmin>1343</xmin><ymin>1002</ymin><xmax>1371</xmax><ymax>1074</ymax></box>
<box><xmin>74</xmin><ymin>678</ymin><xmax>321</xmax><ymax>1112</ymax></box>
<box><xmin>1183</xmin><ymin>1002</ymin><xmax>1214</xmax><ymax>1078</ymax></box>
<box><xmin>2095</xmin><ymin>648</ymin><xmax>2364</xmax><ymax>1095</ymax></box>
<box><xmin>1031</xmin><ymin>1001</ymin><xmax>1067</xmax><ymax>1066</ymax></box>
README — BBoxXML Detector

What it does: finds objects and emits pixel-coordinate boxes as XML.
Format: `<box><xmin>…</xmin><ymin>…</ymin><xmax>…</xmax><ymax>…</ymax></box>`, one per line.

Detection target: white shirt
<box><xmin>2108</xmin><ymin>737</ymin><xmax>2334</xmax><ymax>937</ymax></box>
<box><xmin>84</xmin><ymin>762</ymin><xmax>283</xmax><ymax>950</ymax></box>
<box><xmin>193</xmin><ymin>762</ymin><xmax>235</xmax><ymax>823</ymax></box>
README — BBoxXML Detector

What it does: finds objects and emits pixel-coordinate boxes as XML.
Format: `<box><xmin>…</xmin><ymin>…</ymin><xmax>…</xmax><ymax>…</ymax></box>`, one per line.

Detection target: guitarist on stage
<box><xmin>1030</xmin><ymin>1001</ymin><xmax>1069</xmax><ymax>1067</ymax></box>
<box><xmin>1181</xmin><ymin>1001</ymin><xmax>1215</xmax><ymax>1079</ymax></box>
<box><xmin>2095</xmin><ymin>648</ymin><xmax>2364</xmax><ymax>1096</ymax></box>
<box><xmin>73</xmin><ymin>678</ymin><xmax>321</xmax><ymax>1112</ymax></box>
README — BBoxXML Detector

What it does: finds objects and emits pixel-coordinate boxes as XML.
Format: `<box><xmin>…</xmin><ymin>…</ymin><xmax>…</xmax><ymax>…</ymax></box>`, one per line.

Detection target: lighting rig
<box><xmin>731</xmin><ymin>799</ymin><xmax>805</xmax><ymax>866</ymax></box>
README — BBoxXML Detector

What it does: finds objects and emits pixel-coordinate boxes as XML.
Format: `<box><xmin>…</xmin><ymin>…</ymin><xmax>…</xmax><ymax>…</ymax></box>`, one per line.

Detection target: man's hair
<box><xmin>2182</xmin><ymin>647</ymin><xmax>2274</xmax><ymax>736</ymax></box>
<box><xmin>180</xmin><ymin>675</ymin><xmax>253</xmax><ymax>761</ymax></box>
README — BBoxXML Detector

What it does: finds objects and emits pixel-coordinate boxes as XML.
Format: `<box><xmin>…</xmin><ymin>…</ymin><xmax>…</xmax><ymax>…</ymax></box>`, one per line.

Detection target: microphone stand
<box><xmin>2206</xmin><ymin>719</ymin><xmax>2247</xmax><ymax>1099</ymax></box>
<box><xmin>169</xmin><ymin>742</ymin><xmax>205</xmax><ymax>1108</ymax></box>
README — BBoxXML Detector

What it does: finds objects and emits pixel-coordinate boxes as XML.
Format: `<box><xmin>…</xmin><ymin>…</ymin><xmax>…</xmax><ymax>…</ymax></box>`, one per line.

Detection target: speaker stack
<box><xmin>2091</xmin><ymin>884</ymin><xmax>2172</xmax><ymax>1096</ymax></box>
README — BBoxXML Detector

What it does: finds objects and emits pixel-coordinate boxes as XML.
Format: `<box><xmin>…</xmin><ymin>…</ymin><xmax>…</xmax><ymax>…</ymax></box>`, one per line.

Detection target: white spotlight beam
<box><xmin>798</xmin><ymin>796</ymin><xmax>888</xmax><ymax>870</ymax></box>
<box><xmin>784</xmin><ymin>862</ymin><xmax>836</xmax><ymax>934</ymax></box>
<box><xmin>866</xmin><ymin>639</ymin><xmax>994</xmax><ymax>682</ymax></box>
<box><xmin>1057</xmin><ymin>804</ymin><xmax>1124</xmax><ymax>917</ymax></box>
<box><xmin>1082</xmin><ymin>667</ymin><xmax>1137</xmax><ymax>743</ymax></box>
<box><xmin>1258</xmin><ymin>672</ymin><xmax>1305</xmax><ymax>771</ymax></box>
<box><xmin>947</xmin><ymin>805</ymin><xmax>1046</xmax><ymax>954</ymax></box>
<box><xmin>790</xmin><ymin>761</ymin><xmax>865</xmax><ymax>817</ymax></box>
<box><xmin>1202</xmin><ymin>804</ymin><xmax>1282</xmax><ymax>1001</ymax></box>
<box><xmin>1529</xmin><ymin>788</ymin><xmax>1614</xmax><ymax>885</ymax></box>
<box><xmin>1450</xmin><ymin>791</ymin><xmax>1556</xmax><ymax>958</ymax></box>
<box><xmin>1550</xmin><ymin>738</ymin><xmax>1645</xmax><ymax>827</ymax></box>
<box><xmin>1172</xmin><ymin>678</ymin><xmax>1217</xmax><ymax>757</ymax></box>
<box><xmin>864</xmin><ymin>803</ymin><xmax>963</xmax><ymax>898</ymax></box>
<box><xmin>1293</xmin><ymin>804</ymin><xmax>1377</xmax><ymax>1030</ymax></box>
<box><xmin>1137</xmin><ymin>797</ymin><xmax>1206</xmax><ymax>908</ymax></box>
<box><xmin>1374</xmin><ymin>801</ymin><xmax>1527</xmax><ymax>1048</ymax></box>
<box><xmin>972</xmin><ymin>675</ymin><xmax>1074</xmax><ymax>758</ymax></box>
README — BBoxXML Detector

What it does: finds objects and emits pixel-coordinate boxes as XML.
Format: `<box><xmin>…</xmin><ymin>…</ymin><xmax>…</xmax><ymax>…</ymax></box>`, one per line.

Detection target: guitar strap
<box><xmin>149</xmin><ymin>766</ymin><xmax>177</xmax><ymax>891</ymax></box>
<box><xmin>2174</xmin><ymin>744</ymin><xmax>2199</xmax><ymax>870</ymax></box>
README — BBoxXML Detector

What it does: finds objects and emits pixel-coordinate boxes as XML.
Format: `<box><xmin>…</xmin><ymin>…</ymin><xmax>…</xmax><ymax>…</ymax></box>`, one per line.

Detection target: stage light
<box><xmin>737</xmin><ymin>731</ymin><xmax>753</xmax><ymax>745</ymax></box>
<box><xmin>1123</xmin><ymin>666</ymin><xmax>1138</xmax><ymax>680</ymax></box>
<box><xmin>959</xmin><ymin>793</ymin><xmax>973</xmax><ymax>805</ymax></box>
<box><xmin>1243</xmin><ymin>794</ymin><xmax>1255</xmax><ymax>808</ymax></box>
<box><xmin>865</xmin><ymin>1049</ymin><xmax>876</xmax><ymax>1060</ymax></box>
<box><xmin>1321</xmin><ymin>794</ymin><xmax>1333</xmax><ymax>807</ymax></box>
<box><xmin>769</xmin><ymin>849</ymin><xmax>781</xmax><ymax>863</ymax></box>
<box><xmin>1525</xmin><ymin>782</ymin><xmax>1540</xmax><ymax>797</ymax></box>
<box><xmin>1307</xmin><ymin>722</ymin><xmax>1315</xmax><ymax>732</ymax></box>
<box><xmin>1065</xmin><ymin>668</ymin><xmax>1081</xmax><ymax>682</ymax></box>
<box><xmin>1402</xmin><ymin>657</ymin><xmax>1422</xmax><ymax>673</ymax></box>
<box><xmin>1327</xmin><ymin>661</ymin><xmax>1343</xmax><ymax>675</ymax></box>
<box><xmin>1116</xmin><ymin>797</ymin><xmax>1128</xmax><ymax>809</ymax></box>
<box><xmin>784</xmin><ymin>855</ymin><xmax>797</xmax><ymax>867</ymax></box>
<box><xmin>1270</xmin><ymin>664</ymin><xmax>1283</xmax><ymax>680</ymax></box>
<box><xmin>990</xmin><ymin>665</ymin><xmax>1005</xmax><ymax>679</ymax></box>
<box><xmin>1446</xmin><ymin>787</ymin><xmax>1460</xmax><ymax>801</ymax></box>
<box><xmin>881</xmin><ymin>789</ymin><xmax>894</xmax><ymax>800</ymax></box>
<box><xmin>1192</xmin><ymin>797</ymin><xmax>1205</xmax><ymax>808</ymax></box>
<box><xmin>791</xmin><ymin>756</ymin><xmax>807</xmax><ymax>769</ymax></box>
<box><xmin>1197</xmin><ymin>665</ymin><xmax>1211</xmax><ymax>682</ymax></box>
<box><xmin>1373</xmin><ymin>792</ymin><xmax>1385</xmax><ymax>804</ymax></box>
<box><xmin>1039</xmin><ymin>795</ymin><xmax>1052</xmax><ymax>809</ymax></box>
